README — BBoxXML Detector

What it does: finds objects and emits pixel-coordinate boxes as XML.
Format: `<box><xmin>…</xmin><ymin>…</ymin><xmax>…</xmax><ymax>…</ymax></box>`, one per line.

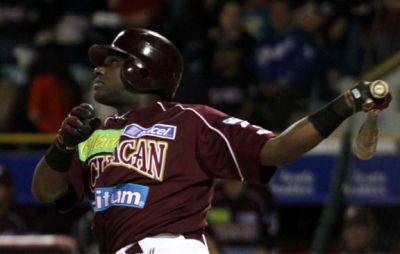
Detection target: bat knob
<box><xmin>370</xmin><ymin>80</ymin><xmax>389</xmax><ymax>99</ymax></box>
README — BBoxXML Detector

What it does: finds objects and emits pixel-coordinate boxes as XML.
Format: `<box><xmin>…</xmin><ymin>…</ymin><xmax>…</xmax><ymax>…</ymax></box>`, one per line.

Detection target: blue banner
<box><xmin>343</xmin><ymin>156</ymin><xmax>400</xmax><ymax>204</ymax></box>
<box><xmin>269</xmin><ymin>155</ymin><xmax>335</xmax><ymax>204</ymax></box>
<box><xmin>270</xmin><ymin>155</ymin><xmax>400</xmax><ymax>204</ymax></box>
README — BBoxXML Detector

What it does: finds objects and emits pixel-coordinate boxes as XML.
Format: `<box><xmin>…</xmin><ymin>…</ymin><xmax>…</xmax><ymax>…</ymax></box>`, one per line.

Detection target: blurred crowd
<box><xmin>0</xmin><ymin>0</ymin><xmax>400</xmax><ymax>134</ymax></box>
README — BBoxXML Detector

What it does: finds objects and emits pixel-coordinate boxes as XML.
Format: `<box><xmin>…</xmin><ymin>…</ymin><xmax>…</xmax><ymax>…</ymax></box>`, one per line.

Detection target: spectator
<box><xmin>0</xmin><ymin>72</ymin><xmax>18</xmax><ymax>131</ymax></box>
<box><xmin>0</xmin><ymin>0</ymin><xmax>39</xmax><ymax>64</ymax></box>
<box><xmin>163</xmin><ymin>0</ymin><xmax>220</xmax><ymax>104</ymax></box>
<box><xmin>207</xmin><ymin>181</ymin><xmax>279</xmax><ymax>254</ymax></box>
<box><xmin>242</xmin><ymin>0</ymin><xmax>274</xmax><ymax>42</ymax></box>
<box><xmin>364</xmin><ymin>0</ymin><xmax>400</xmax><ymax>69</ymax></box>
<box><xmin>91</xmin><ymin>0</ymin><xmax>168</xmax><ymax>33</ymax></box>
<box><xmin>27</xmin><ymin>44</ymin><xmax>82</xmax><ymax>133</ymax></box>
<box><xmin>205</xmin><ymin>0</ymin><xmax>257</xmax><ymax>119</ymax></box>
<box><xmin>339</xmin><ymin>205</ymin><xmax>389</xmax><ymax>253</ymax></box>
<box><xmin>0</xmin><ymin>165</ymin><xmax>33</xmax><ymax>234</ymax></box>
<box><xmin>251</xmin><ymin>0</ymin><xmax>324</xmax><ymax>131</ymax></box>
<box><xmin>317</xmin><ymin>1</ymin><xmax>373</xmax><ymax>93</ymax></box>
<box><xmin>339</xmin><ymin>205</ymin><xmax>399</xmax><ymax>253</ymax></box>
<box><xmin>164</xmin><ymin>0</ymin><xmax>219</xmax><ymax>48</ymax></box>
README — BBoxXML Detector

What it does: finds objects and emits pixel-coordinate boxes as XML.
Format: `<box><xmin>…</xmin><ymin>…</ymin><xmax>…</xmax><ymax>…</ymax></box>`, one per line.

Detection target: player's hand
<box><xmin>348</xmin><ymin>81</ymin><xmax>392</xmax><ymax>112</ymax></box>
<box><xmin>308</xmin><ymin>80</ymin><xmax>391</xmax><ymax>139</ymax></box>
<box><xmin>56</xmin><ymin>103</ymin><xmax>101</xmax><ymax>150</ymax></box>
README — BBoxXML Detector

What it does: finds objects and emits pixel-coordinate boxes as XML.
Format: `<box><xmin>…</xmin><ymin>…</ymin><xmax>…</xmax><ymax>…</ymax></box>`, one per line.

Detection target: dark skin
<box><xmin>32</xmin><ymin>54</ymin><xmax>323</xmax><ymax>203</ymax></box>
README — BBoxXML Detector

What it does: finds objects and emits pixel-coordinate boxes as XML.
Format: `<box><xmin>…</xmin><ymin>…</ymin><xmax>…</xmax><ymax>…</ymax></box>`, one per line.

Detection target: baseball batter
<box><xmin>31</xmin><ymin>28</ymin><xmax>391</xmax><ymax>254</ymax></box>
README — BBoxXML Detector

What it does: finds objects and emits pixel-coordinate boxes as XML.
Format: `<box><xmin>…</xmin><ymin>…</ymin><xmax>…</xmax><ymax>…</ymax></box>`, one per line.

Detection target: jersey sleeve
<box><xmin>197</xmin><ymin>106</ymin><xmax>276</xmax><ymax>184</ymax></box>
<box><xmin>54</xmin><ymin>152</ymin><xmax>86</xmax><ymax>213</ymax></box>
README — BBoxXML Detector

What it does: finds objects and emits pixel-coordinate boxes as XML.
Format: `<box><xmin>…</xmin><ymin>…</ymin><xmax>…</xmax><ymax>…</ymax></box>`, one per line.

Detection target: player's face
<box><xmin>92</xmin><ymin>54</ymin><xmax>136</xmax><ymax>106</ymax></box>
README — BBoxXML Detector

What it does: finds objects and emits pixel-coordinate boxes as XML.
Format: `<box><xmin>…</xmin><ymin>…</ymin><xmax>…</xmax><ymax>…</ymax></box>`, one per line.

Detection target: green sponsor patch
<box><xmin>78</xmin><ymin>129</ymin><xmax>123</xmax><ymax>161</ymax></box>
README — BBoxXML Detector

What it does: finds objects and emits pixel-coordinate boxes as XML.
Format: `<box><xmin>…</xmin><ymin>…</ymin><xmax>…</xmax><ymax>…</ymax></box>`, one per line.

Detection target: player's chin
<box><xmin>93</xmin><ymin>92</ymin><xmax>108</xmax><ymax>105</ymax></box>
<box><xmin>94</xmin><ymin>93</ymin><xmax>117</xmax><ymax>107</ymax></box>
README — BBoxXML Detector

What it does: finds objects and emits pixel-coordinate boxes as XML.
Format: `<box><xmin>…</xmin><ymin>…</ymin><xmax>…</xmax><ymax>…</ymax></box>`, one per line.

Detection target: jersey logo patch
<box><xmin>222</xmin><ymin>117</ymin><xmax>243</xmax><ymax>125</ymax></box>
<box><xmin>123</xmin><ymin>124</ymin><xmax>177</xmax><ymax>140</ymax></box>
<box><xmin>93</xmin><ymin>183</ymin><xmax>149</xmax><ymax>212</ymax></box>
<box><xmin>223</xmin><ymin>117</ymin><xmax>273</xmax><ymax>135</ymax></box>
<box><xmin>78</xmin><ymin>129</ymin><xmax>123</xmax><ymax>161</ymax></box>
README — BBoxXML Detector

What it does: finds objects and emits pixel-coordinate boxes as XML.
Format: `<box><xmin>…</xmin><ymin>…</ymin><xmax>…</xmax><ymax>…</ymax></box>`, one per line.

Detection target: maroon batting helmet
<box><xmin>88</xmin><ymin>28</ymin><xmax>184</xmax><ymax>100</ymax></box>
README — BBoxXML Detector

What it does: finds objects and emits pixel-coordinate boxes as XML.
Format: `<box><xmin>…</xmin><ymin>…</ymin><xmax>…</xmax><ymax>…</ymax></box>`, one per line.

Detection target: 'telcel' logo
<box><xmin>123</xmin><ymin>124</ymin><xmax>177</xmax><ymax>140</ymax></box>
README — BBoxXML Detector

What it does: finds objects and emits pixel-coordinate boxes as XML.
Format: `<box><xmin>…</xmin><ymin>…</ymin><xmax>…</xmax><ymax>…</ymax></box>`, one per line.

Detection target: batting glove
<box><xmin>346</xmin><ymin>81</ymin><xmax>392</xmax><ymax>113</ymax></box>
<box><xmin>309</xmin><ymin>80</ymin><xmax>392</xmax><ymax>138</ymax></box>
<box><xmin>56</xmin><ymin>103</ymin><xmax>101</xmax><ymax>150</ymax></box>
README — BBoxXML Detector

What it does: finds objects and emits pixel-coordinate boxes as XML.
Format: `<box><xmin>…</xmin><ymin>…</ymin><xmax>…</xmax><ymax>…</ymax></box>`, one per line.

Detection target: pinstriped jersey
<box><xmin>62</xmin><ymin>101</ymin><xmax>276</xmax><ymax>253</ymax></box>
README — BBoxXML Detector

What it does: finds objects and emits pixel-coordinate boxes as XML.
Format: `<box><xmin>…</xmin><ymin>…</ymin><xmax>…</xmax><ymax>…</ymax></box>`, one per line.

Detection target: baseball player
<box><xmin>31</xmin><ymin>28</ymin><xmax>391</xmax><ymax>254</ymax></box>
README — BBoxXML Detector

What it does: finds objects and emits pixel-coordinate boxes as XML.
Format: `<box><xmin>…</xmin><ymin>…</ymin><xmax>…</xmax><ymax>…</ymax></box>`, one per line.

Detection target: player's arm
<box><xmin>32</xmin><ymin>103</ymin><xmax>100</xmax><ymax>203</ymax></box>
<box><xmin>32</xmin><ymin>159</ymin><xmax>70</xmax><ymax>203</ymax></box>
<box><xmin>260</xmin><ymin>81</ymin><xmax>391</xmax><ymax>166</ymax></box>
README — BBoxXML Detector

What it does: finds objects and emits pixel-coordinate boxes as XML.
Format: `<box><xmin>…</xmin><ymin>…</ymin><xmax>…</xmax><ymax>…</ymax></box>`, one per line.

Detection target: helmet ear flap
<box><xmin>121</xmin><ymin>56</ymin><xmax>151</xmax><ymax>92</ymax></box>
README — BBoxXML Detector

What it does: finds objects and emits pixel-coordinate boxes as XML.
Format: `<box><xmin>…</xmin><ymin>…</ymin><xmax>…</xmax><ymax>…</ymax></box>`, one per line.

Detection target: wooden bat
<box><xmin>354</xmin><ymin>80</ymin><xmax>390</xmax><ymax>160</ymax></box>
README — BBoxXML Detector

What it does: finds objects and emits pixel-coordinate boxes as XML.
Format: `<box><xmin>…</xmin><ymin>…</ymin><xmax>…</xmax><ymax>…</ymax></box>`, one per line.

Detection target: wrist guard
<box><xmin>44</xmin><ymin>137</ymin><xmax>75</xmax><ymax>172</ymax></box>
<box><xmin>308</xmin><ymin>95</ymin><xmax>351</xmax><ymax>138</ymax></box>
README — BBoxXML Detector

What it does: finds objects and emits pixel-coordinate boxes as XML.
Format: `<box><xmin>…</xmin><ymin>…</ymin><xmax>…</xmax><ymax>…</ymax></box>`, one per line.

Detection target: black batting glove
<box><xmin>309</xmin><ymin>80</ymin><xmax>392</xmax><ymax>138</ymax></box>
<box><xmin>346</xmin><ymin>81</ymin><xmax>392</xmax><ymax>113</ymax></box>
<box><xmin>331</xmin><ymin>81</ymin><xmax>392</xmax><ymax>119</ymax></box>
<box><xmin>56</xmin><ymin>103</ymin><xmax>101</xmax><ymax>150</ymax></box>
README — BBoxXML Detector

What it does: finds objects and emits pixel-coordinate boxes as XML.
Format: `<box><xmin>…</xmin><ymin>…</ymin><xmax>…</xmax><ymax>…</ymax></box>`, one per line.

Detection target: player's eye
<box><xmin>104</xmin><ymin>56</ymin><xmax>122</xmax><ymax>66</ymax></box>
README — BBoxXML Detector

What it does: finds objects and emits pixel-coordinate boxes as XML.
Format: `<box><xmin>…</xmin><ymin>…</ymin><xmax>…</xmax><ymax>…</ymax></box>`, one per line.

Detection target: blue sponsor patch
<box><xmin>93</xmin><ymin>183</ymin><xmax>149</xmax><ymax>212</ymax></box>
<box><xmin>123</xmin><ymin>124</ymin><xmax>177</xmax><ymax>140</ymax></box>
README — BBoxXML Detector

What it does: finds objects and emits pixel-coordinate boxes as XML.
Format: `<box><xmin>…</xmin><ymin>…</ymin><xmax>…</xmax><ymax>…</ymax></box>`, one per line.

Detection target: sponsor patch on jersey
<box><xmin>123</xmin><ymin>124</ymin><xmax>177</xmax><ymax>140</ymax></box>
<box><xmin>78</xmin><ymin>129</ymin><xmax>123</xmax><ymax>161</ymax></box>
<box><xmin>93</xmin><ymin>183</ymin><xmax>149</xmax><ymax>212</ymax></box>
<box><xmin>222</xmin><ymin>117</ymin><xmax>273</xmax><ymax>135</ymax></box>
<box><xmin>222</xmin><ymin>117</ymin><xmax>243</xmax><ymax>125</ymax></box>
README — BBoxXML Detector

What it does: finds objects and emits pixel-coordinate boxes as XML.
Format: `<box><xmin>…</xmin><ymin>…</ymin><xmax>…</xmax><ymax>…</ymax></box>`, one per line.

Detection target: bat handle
<box><xmin>354</xmin><ymin>110</ymin><xmax>379</xmax><ymax>160</ymax></box>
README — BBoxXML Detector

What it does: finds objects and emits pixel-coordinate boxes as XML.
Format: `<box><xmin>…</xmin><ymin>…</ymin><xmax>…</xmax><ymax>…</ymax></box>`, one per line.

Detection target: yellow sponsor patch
<box><xmin>78</xmin><ymin>129</ymin><xmax>123</xmax><ymax>161</ymax></box>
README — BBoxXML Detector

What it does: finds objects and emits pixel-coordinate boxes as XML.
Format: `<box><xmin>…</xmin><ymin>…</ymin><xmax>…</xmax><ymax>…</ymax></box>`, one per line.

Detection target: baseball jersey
<box><xmin>56</xmin><ymin>101</ymin><xmax>276</xmax><ymax>253</ymax></box>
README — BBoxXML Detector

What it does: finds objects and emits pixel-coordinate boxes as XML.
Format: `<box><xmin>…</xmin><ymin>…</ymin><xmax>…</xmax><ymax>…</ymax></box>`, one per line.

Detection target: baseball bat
<box><xmin>354</xmin><ymin>80</ymin><xmax>389</xmax><ymax>160</ymax></box>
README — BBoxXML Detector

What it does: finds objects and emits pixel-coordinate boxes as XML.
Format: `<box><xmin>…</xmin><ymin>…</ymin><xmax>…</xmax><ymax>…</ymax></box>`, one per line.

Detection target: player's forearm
<box><xmin>32</xmin><ymin>103</ymin><xmax>100</xmax><ymax>203</ymax></box>
<box><xmin>31</xmin><ymin>157</ymin><xmax>70</xmax><ymax>203</ymax></box>
<box><xmin>260</xmin><ymin>88</ymin><xmax>353</xmax><ymax>166</ymax></box>
<box><xmin>260</xmin><ymin>117</ymin><xmax>322</xmax><ymax>166</ymax></box>
<box><xmin>261</xmin><ymin>88</ymin><xmax>361</xmax><ymax>165</ymax></box>
<box><xmin>260</xmin><ymin>81</ymin><xmax>392</xmax><ymax>166</ymax></box>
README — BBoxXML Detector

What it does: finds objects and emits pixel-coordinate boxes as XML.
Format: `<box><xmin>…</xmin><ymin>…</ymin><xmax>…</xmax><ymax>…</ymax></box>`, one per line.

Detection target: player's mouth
<box><xmin>93</xmin><ymin>79</ymin><xmax>105</xmax><ymax>90</ymax></box>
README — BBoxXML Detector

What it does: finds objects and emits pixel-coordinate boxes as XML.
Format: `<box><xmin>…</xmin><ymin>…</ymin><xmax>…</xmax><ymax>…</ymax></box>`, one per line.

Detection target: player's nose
<box><xmin>94</xmin><ymin>66</ymin><xmax>105</xmax><ymax>76</ymax></box>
